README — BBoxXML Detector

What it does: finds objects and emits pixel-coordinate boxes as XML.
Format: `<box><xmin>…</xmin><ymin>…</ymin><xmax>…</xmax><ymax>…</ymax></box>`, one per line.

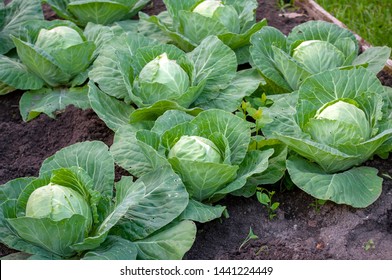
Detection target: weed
<box><xmin>277</xmin><ymin>0</ymin><xmax>295</xmax><ymax>11</ymax></box>
<box><xmin>257</xmin><ymin>187</ymin><xmax>280</xmax><ymax>220</ymax></box>
<box><xmin>239</xmin><ymin>227</ymin><xmax>259</xmax><ymax>251</ymax></box>
<box><xmin>309</xmin><ymin>198</ymin><xmax>327</xmax><ymax>212</ymax></box>
<box><xmin>363</xmin><ymin>239</ymin><xmax>376</xmax><ymax>251</ymax></box>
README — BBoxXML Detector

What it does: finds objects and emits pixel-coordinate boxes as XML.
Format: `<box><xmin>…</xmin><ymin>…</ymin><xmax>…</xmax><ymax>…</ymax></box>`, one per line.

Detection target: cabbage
<box><xmin>111</xmin><ymin>109</ymin><xmax>276</xmax><ymax>210</ymax></box>
<box><xmin>26</xmin><ymin>183</ymin><xmax>92</xmax><ymax>234</ymax></box>
<box><xmin>11</xmin><ymin>21</ymin><xmax>95</xmax><ymax>88</ymax></box>
<box><xmin>292</xmin><ymin>40</ymin><xmax>345</xmax><ymax>74</ymax></box>
<box><xmin>35</xmin><ymin>26</ymin><xmax>84</xmax><ymax>53</ymax></box>
<box><xmin>168</xmin><ymin>135</ymin><xmax>222</xmax><ymax>163</ymax></box>
<box><xmin>135</xmin><ymin>53</ymin><xmax>190</xmax><ymax>105</ymax></box>
<box><xmin>305</xmin><ymin>100</ymin><xmax>371</xmax><ymax>147</ymax></box>
<box><xmin>0</xmin><ymin>141</ymin><xmax>195</xmax><ymax>259</ymax></box>
<box><xmin>0</xmin><ymin>20</ymin><xmax>97</xmax><ymax>121</ymax></box>
<box><xmin>193</xmin><ymin>0</ymin><xmax>224</xmax><ymax>18</ymax></box>
<box><xmin>263</xmin><ymin>68</ymin><xmax>392</xmax><ymax>207</ymax></box>
<box><xmin>250</xmin><ymin>20</ymin><xmax>391</xmax><ymax>93</ymax></box>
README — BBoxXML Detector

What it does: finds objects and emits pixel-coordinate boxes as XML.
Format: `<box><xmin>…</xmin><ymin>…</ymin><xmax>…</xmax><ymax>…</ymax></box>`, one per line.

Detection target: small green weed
<box><xmin>363</xmin><ymin>239</ymin><xmax>376</xmax><ymax>251</ymax></box>
<box><xmin>237</xmin><ymin>94</ymin><xmax>273</xmax><ymax>136</ymax></box>
<box><xmin>309</xmin><ymin>198</ymin><xmax>327</xmax><ymax>212</ymax></box>
<box><xmin>256</xmin><ymin>187</ymin><xmax>280</xmax><ymax>220</ymax></box>
<box><xmin>239</xmin><ymin>227</ymin><xmax>259</xmax><ymax>251</ymax></box>
<box><xmin>277</xmin><ymin>0</ymin><xmax>295</xmax><ymax>11</ymax></box>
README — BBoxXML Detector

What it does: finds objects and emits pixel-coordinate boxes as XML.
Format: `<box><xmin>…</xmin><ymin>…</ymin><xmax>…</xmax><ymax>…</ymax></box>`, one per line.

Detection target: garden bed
<box><xmin>1</xmin><ymin>0</ymin><xmax>392</xmax><ymax>259</ymax></box>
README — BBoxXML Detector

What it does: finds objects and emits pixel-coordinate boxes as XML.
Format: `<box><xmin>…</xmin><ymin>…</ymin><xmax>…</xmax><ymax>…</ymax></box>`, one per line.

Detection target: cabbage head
<box><xmin>35</xmin><ymin>26</ymin><xmax>84</xmax><ymax>52</ymax></box>
<box><xmin>168</xmin><ymin>136</ymin><xmax>222</xmax><ymax>163</ymax></box>
<box><xmin>263</xmin><ymin>68</ymin><xmax>392</xmax><ymax>208</ymax></box>
<box><xmin>192</xmin><ymin>0</ymin><xmax>239</xmax><ymax>33</ymax></box>
<box><xmin>133</xmin><ymin>53</ymin><xmax>191</xmax><ymax>106</ymax></box>
<box><xmin>25</xmin><ymin>183</ymin><xmax>93</xmax><ymax>235</ymax></box>
<box><xmin>193</xmin><ymin>0</ymin><xmax>224</xmax><ymax>18</ymax></box>
<box><xmin>250</xmin><ymin>20</ymin><xmax>391</xmax><ymax>93</ymax></box>
<box><xmin>305</xmin><ymin>100</ymin><xmax>371</xmax><ymax>148</ymax></box>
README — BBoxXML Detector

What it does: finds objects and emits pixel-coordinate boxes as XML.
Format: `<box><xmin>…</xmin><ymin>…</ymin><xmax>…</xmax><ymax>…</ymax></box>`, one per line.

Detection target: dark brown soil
<box><xmin>1</xmin><ymin>0</ymin><xmax>391</xmax><ymax>260</ymax></box>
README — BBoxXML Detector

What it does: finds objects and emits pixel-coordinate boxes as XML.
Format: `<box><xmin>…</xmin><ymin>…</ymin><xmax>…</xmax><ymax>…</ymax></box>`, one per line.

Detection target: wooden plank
<box><xmin>295</xmin><ymin>0</ymin><xmax>392</xmax><ymax>74</ymax></box>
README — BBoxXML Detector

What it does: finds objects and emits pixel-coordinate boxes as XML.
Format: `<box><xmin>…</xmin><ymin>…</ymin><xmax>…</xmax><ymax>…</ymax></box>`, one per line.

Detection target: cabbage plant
<box><xmin>111</xmin><ymin>109</ymin><xmax>276</xmax><ymax>222</ymax></box>
<box><xmin>262</xmin><ymin>68</ymin><xmax>392</xmax><ymax>207</ymax></box>
<box><xmin>0</xmin><ymin>141</ymin><xmax>196</xmax><ymax>260</ymax></box>
<box><xmin>140</xmin><ymin>0</ymin><xmax>267</xmax><ymax>64</ymax></box>
<box><xmin>42</xmin><ymin>0</ymin><xmax>150</xmax><ymax>27</ymax></box>
<box><xmin>250</xmin><ymin>20</ymin><xmax>391</xmax><ymax>93</ymax></box>
<box><xmin>88</xmin><ymin>32</ymin><xmax>263</xmax><ymax>132</ymax></box>
<box><xmin>0</xmin><ymin>20</ymin><xmax>98</xmax><ymax>121</ymax></box>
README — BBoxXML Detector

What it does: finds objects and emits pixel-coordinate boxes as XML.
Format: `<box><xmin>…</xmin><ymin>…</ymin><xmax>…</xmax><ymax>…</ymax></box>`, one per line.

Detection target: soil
<box><xmin>1</xmin><ymin>0</ymin><xmax>391</xmax><ymax>260</ymax></box>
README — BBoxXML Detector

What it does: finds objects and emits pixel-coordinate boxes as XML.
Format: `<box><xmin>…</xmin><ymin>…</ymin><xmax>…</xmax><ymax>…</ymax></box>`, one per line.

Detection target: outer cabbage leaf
<box><xmin>88</xmin><ymin>81</ymin><xmax>135</xmax><ymax>132</ymax></box>
<box><xmin>212</xmin><ymin>149</ymin><xmax>274</xmax><ymax>200</ymax></box>
<box><xmin>138</xmin><ymin>12</ymin><xmax>196</xmax><ymax>52</ymax></box>
<box><xmin>287</xmin><ymin>155</ymin><xmax>382</xmax><ymax>208</ymax></box>
<box><xmin>352</xmin><ymin>46</ymin><xmax>391</xmax><ymax>74</ymax></box>
<box><xmin>19</xmin><ymin>86</ymin><xmax>90</xmax><ymax>122</ymax></box>
<box><xmin>111</xmin><ymin>169</ymin><xmax>189</xmax><ymax>240</ymax></box>
<box><xmin>129</xmin><ymin>100</ymin><xmax>202</xmax><ymax>126</ymax></box>
<box><xmin>179</xmin><ymin>199</ymin><xmax>226</xmax><ymax>223</ymax></box>
<box><xmin>250</xmin><ymin>26</ymin><xmax>291</xmax><ymax>93</ymax></box>
<box><xmin>243</xmin><ymin>140</ymin><xmax>288</xmax><ymax>194</ymax></box>
<box><xmin>186</xmin><ymin>36</ymin><xmax>237</xmax><ymax>96</ymax></box>
<box><xmin>12</xmin><ymin>36</ymin><xmax>73</xmax><ymax>87</ymax></box>
<box><xmin>7</xmin><ymin>215</ymin><xmax>86</xmax><ymax>257</ymax></box>
<box><xmin>169</xmin><ymin>157</ymin><xmax>238</xmax><ymax>201</ymax></box>
<box><xmin>40</xmin><ymin>141</ymin><xmax>114</xmax><ymax>197</ymax></box>
<box><xmin>178</xmin><ymin>10</ymin><xmax>228</xmax><ymax>45</ymax></box>
<box><xmin>287</xmin><ymin>20</ymin><xmax>358</xmax><ymax>49</ymax></box>
<box><xmin>189</xmin><ymin>68</ymin><xmax>264</xmax><ymax>111</ymax></box>
<box><xmin>0</xmin><ymin>55</ymin><xmax>44</xmax><ymax>95</ymax></box>
<box><xmin>134</xmin><ymin>220</ymin><xmax>196</xmax><ymax>260</ymax></box>
<box><xmin>82</xmin><ymin>236</ymin><xmax>138</xmax><ymax>260</ymax></box>
<box><xmin>0</xmin><ymin>0</ymin><xmax>43</xmax><ymax>54</ymax></box>
<box><xmin>43</xmin><ymin>0</ymin><xmax>150</xmax><ymax>27</ymax></box>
